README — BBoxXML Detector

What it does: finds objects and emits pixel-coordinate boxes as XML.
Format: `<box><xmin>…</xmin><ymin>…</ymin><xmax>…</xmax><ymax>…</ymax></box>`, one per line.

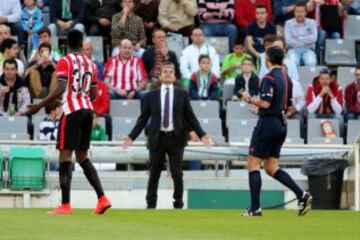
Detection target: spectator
<box><xmin>134</xmin><ymin>0</ymin><xmax>160</xmax><ymax>45</ymax></box>
<box><xmin>82</xmin><ymin>38</ymin><xmax>104</xmax><ymax>81</ymax></box>
<box><xmin>28</xmin><ymin>27</ymin><xmax>61</xmax><ymax>63</ymax></box>
<box><xmin>92</xmin><ymin>77</ymin><xmax>112</xmax><ymax>140</ymax></box>
<box><xmin>235</xmin><ymin>0</ymin><xmax>272</xmax><ymax>30</ymax></box>
<box><xmin>49</xmin><ymin>0</ymin><xmax>85</xmax><ymax>36</ymax></box>
<box><xmin>158</xmin><ymin>0</ymin><xmax>197</xmax><ymax>38</ymax></box>
<box><xmin>343</xmin><ymin>0</ymin><xmax>360</xmax><ymax>15</ymax></box>
<box><xmin>306</xmin><ymin>68</ymin><xmax>343</xmax><ymax>118</ymax></box>
<box><xmin>0</xmin><ymin>58</ymin><xmax>30</xmax><ymax>116</ymax></box>
<box><xmin>189</xmin><ymin>54</ymin><xmax>219</xmax><ymax>100</ymax></box>
<box><xmin>232</xmin><ymin>57</ymin><xmax>259</xmax><ymax>100</ymax></box>
<box><xmin>284</xmin><ymin>2</ymin><xmax>318</xmax><ymax>66</ymax></box>
<box><xmin>344</xmin><ymin>65</ymin><xmax>360</xmax><ymax>120</ymax></box>
<box><xmin>245</xmin><ymin>4</ymin><xmax>276</xmax><ymax>58</ymax></box>
<box><xmin>21</xmin><ymin>0</ymin><xmax>43</xmax><ymax>49</ymax></box>
<box><xmin>306</xmin><ymin>0</ymin><xmax>343</xmax><ymax>60</ymax></box>
<box><xmin>0</xmin><ymin>25</ymin><xmax>11</xmax><ymax>45</ymax></box>
<box><xmin>25</xmin><ymin>42</ymin><xmax>56</xmax><ymax>99</ymax></box>
<box><xmin>0</xmin><ymin>38</ymin><xmax>25</xmax><ymax>77</ymax></box>
<box><xmin>0</xmin><ymin>0</ymin><xmax>23</xmax><ymax>45</ymax></box>
<box><xmin>259</xmin><ymin>35</ymin><xmax>305</xmax><ymax>119</ymax></box>
<box><xmin>180</xmin><ymin>28</ymin><xmax>219</xmax><ymax>84</ymax></box>
<box><xmin>104</xmin><ymin>39</ymin><xmax>147</xmax><ymax>100</ymax></box>
<box><xmin>85</xmin><ymin>0</ymin><xmax>119</xmax><ymax>37</ymax></box>
<box><xmin>39</xmin><ymin>100</ymin><xmax>61</xmax><ymax>171</ymax></box>
<box><xmin>91</xmin><ymin>112</ymin><xmax>108</xmax><ymax>141</ymax></box>
<box><xmin>111</xmin><ymin>0</ymin><xmax>146</xmax><ymax>56</ymax></box>
<box><xmin>197</xmin><ymin>0</ymin><xmax>237</xmax><ymax>50</ymax></box>
<box><xmin>142</xmin><ymin>28</ymin><xmax>180</xmax><ymax>82</ymax></box>
<box><xmin>221</xmin><ymin>40</ymin><xmax>252</xmax><ymax>82</ymax></box>
<box><xmin>273</xmin><ymin>0</ymin><xmax>296</xmax><ymax>27</ymax></box>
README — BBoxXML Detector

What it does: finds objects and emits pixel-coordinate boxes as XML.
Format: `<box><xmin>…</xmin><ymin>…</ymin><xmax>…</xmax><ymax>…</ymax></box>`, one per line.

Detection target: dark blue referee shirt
<box><xmin>258</xmin><ymin>67</ymin><xmax>293</xmax><ymax>117</ymax></box>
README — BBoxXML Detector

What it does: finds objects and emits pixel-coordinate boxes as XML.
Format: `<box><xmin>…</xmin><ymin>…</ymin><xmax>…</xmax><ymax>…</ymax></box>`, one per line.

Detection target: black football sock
<box><xmin>59</xmin><ymin>161</ymin><xmax>73</xmax><ymax>204</ymax></box>
<box><xmin>249</xmin><ymin>170</ymin><xmax>262</xmax><ymax>211</ymax></box>
<box><xmin>274</xmin><ymin>169</ymin><xmax>304</xmax><ymax>200</ymax></box>
<box><xmin>80</xmin><ymin>159</ymin><xmax>104</xmax><ymax>199</ymax></box>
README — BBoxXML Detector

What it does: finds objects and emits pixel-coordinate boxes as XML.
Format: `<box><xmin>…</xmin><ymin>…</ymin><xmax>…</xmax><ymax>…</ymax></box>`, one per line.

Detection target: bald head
<box><xmin>82</xmin><ymin>39</ymin><xmax>94</xmax><ymax>59</ymax></box>
<box><xmin>120</xmin><ymin>39</ymin><xmax>133</xmax><ymax>59</ymax></box>
<box><xmin>0</xmin><ymin>25</ymin><xmax>11</xmax><ymax>44</ymax></box>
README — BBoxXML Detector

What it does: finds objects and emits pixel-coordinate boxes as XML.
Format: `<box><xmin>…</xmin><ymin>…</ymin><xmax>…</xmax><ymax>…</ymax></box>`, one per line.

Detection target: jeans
<box><xmin>200</xmin><ymin>23</ymin><xmax>238</xmax><ymax>52</ymax></box>
<box><xmin>345</xmin><ymin>112</ymin><xmax>359</xmax><ymax>122</ymax></box>
<box><xmin>7</xmin><ymin>22</ymin><xmax>24</xmax><ymax>45</ymax></box>
<box><xmin>110</xmin><ymin>90</ymin><xmax>146</xmax><ymax>102</ymax></box>
<box><xmin>346</xmin><ymin>1</ymin><xmax>360</xmax><ymax>14</ymax></box>
<box><xmin>48</xmin><ymin>23</ymin><xmax>85</xmax><ymax>36</ymax></box>
<box><xmin>287</xmin><ymin>48</ymin><xmax>317</xmax><ymax>66</ymax></box>
<box><xmin>317</xmin><ymin>28</ymin><xmax>341</xmax><ymax>62</ymax></box>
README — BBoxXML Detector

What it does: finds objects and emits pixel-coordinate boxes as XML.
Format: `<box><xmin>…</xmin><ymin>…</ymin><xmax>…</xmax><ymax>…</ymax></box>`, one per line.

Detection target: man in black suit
<box><xmin>123</xmin><ymin>63</ymin><xmax>211</xmax><ymax>209</ymax></box>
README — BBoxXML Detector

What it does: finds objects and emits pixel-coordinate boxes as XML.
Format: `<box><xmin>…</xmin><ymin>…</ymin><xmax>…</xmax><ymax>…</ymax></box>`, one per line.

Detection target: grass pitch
<box><xmin>0</xmin><ymin>209</ymin><xmax>359</xmax><ymax>240</ymax></box>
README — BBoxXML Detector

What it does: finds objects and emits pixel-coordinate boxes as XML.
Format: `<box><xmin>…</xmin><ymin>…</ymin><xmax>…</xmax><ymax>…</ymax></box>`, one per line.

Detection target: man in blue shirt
<box><xmin>240</xmin><ymin>46</ymin><xmax>312</xmax><ymax>217</ymax></box>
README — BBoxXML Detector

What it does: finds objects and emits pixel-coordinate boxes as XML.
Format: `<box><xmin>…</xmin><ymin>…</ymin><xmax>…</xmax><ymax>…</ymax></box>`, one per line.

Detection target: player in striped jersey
<box><xmin>104</xmin><ymin>39</ymin><xmax>147</xmax><ymax>100</ymax></box>
<box><xmin>27</xmin><ymin>30</ymin><xmax>111</xmax><ymax>215</ymax></box>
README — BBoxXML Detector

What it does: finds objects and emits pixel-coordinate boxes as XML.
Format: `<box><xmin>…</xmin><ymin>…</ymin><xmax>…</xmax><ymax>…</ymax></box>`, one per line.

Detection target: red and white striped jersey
<box><xmin>103</xmin><ymin>55</ymin><xmax>147</xmax><ymax>91</ymax></box>
<box><xmin>56</xmin><ymin>53</ymin><xmax>98</xmax><ymax>115</ymax></box>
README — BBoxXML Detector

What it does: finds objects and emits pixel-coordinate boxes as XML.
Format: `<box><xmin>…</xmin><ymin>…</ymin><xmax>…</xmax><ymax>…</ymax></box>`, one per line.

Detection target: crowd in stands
<box><xmin>0</xmin><ymin>0</ymin><xmax>360</xmax><ymax>170</ymax></box>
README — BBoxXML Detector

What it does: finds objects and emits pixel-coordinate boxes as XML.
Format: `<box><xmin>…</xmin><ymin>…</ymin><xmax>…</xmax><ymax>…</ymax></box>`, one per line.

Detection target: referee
<box><xmin>240</xmin><ymin>46</ymin><xmax>312</xmax><ymax>217</ymax></box>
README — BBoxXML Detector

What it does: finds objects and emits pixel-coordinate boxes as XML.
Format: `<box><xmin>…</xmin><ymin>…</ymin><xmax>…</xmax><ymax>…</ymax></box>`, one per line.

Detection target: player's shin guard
<box><xmin>80</xmin><ymin>159</ymin><xmax>104</xmax><ymax>198</ymax></box>
<box><xmin>249</xmin><ymin>170</ymin><xmax>262</xmax><ymax>211</ymax></box>
<box><xmin>273</xmin><ymin>169</ymin><xmax>304</xmax><ymax>199</ymax></box>
<box><xmin>59</xmin><ymin>161</ymin><xmax>73</xmax><ymax>204</ymax></box>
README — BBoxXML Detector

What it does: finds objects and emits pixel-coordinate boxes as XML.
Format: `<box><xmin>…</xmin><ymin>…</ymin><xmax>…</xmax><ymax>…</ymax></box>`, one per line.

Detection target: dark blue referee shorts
<box><xmin>249</xmin><ymin>116</ymin><xmax>287</xmax><ymax>159</ymax></box>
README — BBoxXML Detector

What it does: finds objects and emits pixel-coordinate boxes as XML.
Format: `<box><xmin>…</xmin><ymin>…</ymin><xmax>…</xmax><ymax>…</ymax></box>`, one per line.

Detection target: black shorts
<box><xmin>57</xmin><ymin>109</ymin><xmax>93</xmax><ymax>151</ymax></box>
<box><xmin>249</xmin><ymin>116</ymin><xmax>287</xmax><ymax>159</ymax></box>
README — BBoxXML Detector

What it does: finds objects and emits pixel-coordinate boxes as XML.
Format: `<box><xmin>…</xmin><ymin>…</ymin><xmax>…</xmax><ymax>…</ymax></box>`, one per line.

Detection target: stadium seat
<box><xmin>205</xmin><ymin>37</ymin><xmax>229</xmax><ymax>62</ymax></box>
<box><xmin>190</xmin><ymin>100</ymin><xmax>220</xmax><ymax>119</ymax></box>
<box><xmin>112</xmin><ymin>117</ymin><xmax>146</xmax><ymax>141</ymax></box>
<box><xmin>51</xmin><ymin>36</ymin><xmax>59</xmax><ymax>50</ymax></box>
<box><xmin>285</xmin><ymin>119</ymin><xmax>304</xmax><ymax>144</ymax></box>
<box><xmin>337</xmin><ymin>67</ymin><xmax>356</xmax><ymax>89</ymax></box>
<box><xmin>167</xmin><ymin>34</ymin><xmax>188</xmax><ymax>59</ymax></box>
<box><xmin>87</xmin><ymin>36</ymin><xmax>104</xmax><ymax>62</ymax></box>
<box><xmin>0</xmin><ymin>116</ymin><xmax>28</xmax><ymax>134</ymax></box>
<box><xmin>228</xmin><ymin>119</ymin><xmax>257</xmax><ymax>143</ymax></box>
<box><xmin>198</xmin><ymin>118</ymin><xmax>225</xmax><ymax>144</ymax></box>
<box><xmin>43</xmin><ymin>12</ymin><xmax>51</xmax><ymax>27</ymax></box>
<box><xmin>226</xmin><ymin>101</ymin><xmax>258</xmax><ymax>126</ymax></box>
<box><xmin>298</xmin><ymin>66</ymin><xmax>326</xmax><ymax>90</ymax></box>
<box><xmin>307</xmin><ymin>118</ymin><xmax>343</xmax><ymax>144</ymax></box>
<box><xmin>9</xmin><ymin>147</ymin><xmax>46</xmax><ymax>190</ymax></box>
<box><xmin>0</xmin><ymin>150</ymin><xmax>3</xmax><ymax>188</ymax></box>
<box><xmin>347</xmin><ymin>120</ymin><xmax>360</xmax><ymax>144</ymax></box>
<box><xmin>110</xmin><ymin>100</ymin><xmax>141</xmax><ymax>118</ymax></box>
<box><xmin>325</xmin><ymin>39</ymin><xmax>357</xmax><ymax>66</ymax></box>
<box><xmin>344</xmin><ymin>15</ymin><xmax>360</xmax><ymax>40</ymax></box>
<box><xmin>222</xmin><ymin>83</ymin><xmax>234</xmax><ymax>104</ymax></box>
<box><xmin>32</xmin><ymin>99</ymin><xmax>46</xmax><ymax>116</ymax></box>
<box><xmin>0</xmin><ymin>134</ymin><xmax>30</xmax><ymax>140</ymax></box>
<box><xmin>32</xmin><ymin>115</ymin><xmax>44</xmax><ymax>140</ymax></box>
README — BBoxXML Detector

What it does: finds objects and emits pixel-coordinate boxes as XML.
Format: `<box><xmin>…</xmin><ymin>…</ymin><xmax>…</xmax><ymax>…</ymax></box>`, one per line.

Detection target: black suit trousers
<box><xmin>146</xmin><ymin>132</ymin><xmax>184</xmax><ymax>207</ymax></box>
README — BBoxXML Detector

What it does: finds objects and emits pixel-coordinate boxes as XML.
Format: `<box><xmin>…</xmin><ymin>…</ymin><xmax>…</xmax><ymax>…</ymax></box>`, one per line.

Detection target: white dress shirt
<box><xmin>161</xmin><ymin>84</ymin><xmax>174</xmax><ymax>131</ymax></box>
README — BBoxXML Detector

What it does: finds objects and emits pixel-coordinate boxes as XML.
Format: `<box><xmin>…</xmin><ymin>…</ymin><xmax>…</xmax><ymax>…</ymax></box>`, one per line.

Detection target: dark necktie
<box><xmin>163</xmin><ymin>87</ymin><xmax>170</xmax><ymax>128</ymax></box>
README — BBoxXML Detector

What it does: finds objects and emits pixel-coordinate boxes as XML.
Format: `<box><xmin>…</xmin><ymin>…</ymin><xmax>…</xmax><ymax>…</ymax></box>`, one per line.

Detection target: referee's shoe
<box><xmin>298</xmin><ymin>192</ymin><xmax>313</xmax><ymax>216</ymax></box>
<box><xmin>241</xmin><ymin>208</ymin><xmax>262</xmax><ymax>217</ymax></box>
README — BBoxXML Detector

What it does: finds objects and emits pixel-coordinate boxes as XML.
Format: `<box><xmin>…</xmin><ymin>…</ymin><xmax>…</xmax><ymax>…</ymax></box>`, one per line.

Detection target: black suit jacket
<box><xmin>50</xmin><ymin>0</ymin><xmax>85</xmax><ymax>24</ymax></box>
<box><xmin>128</xmin><ymin>87</ymin><xmax>206</xmax><ymax>151</ymax></box>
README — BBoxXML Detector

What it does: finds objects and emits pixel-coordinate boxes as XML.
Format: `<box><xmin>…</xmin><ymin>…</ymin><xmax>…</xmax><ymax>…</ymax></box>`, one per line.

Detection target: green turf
<box><xmin>0</xmin><ymin>209</ymin><xmax>359</xmax><ymax>240</ymax></box>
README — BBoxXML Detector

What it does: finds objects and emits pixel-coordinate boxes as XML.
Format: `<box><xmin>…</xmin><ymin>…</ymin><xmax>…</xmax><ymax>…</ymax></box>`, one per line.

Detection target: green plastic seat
<box><xmin>9</xmin><ymin>147</ymin><xmax>45</xmax><ymax>190</ymax></box>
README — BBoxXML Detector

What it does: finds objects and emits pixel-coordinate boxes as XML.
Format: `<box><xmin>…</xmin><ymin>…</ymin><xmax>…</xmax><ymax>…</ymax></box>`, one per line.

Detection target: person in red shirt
<box><xmin>27</xmin><ymin>30</ymin><xmax>111</xmax><ymax>215</ymax></box>
<box><xmin>92</xmin><ymin>80</ymin><xmax>112</xmax><ymax>139</ymax></box>
<box><xmin>235</xmin><ymin>0</ymin><xmax>272</xmax><ymax>30</ymax></box>
<box><xmin>306</xmin><ymin>68</ymin><xmax>343</xmax><ymax>118</ymax></box>
<box><xmin>345</xmin><ymin>66</ymin><xmax>360</xmax><ymax>121</ymax></box>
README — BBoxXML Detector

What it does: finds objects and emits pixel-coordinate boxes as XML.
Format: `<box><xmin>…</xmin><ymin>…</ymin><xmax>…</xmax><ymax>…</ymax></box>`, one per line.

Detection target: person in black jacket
<box><xmin>141</xmin><ymin>29</ymin><xmax>180</xmax><ymax>82</ymax></box>
<box><xmin>123</xmin><ymin>62</ymin><xmax>211</xmax><ymax>209</ymax></box>
<box><xmin>48</xmin><ymin>0</ymin><xmax>85</xmax><ymax>36</ymax></box>
<box><xmin>85</xmin><ymin>0</ymin><xmax>120</xmax><ymax>36</ymax></box>
<box><xmin>233</xmin><ymin>57</ymin><xmax>259</xmax><ymax>100</ymax></box>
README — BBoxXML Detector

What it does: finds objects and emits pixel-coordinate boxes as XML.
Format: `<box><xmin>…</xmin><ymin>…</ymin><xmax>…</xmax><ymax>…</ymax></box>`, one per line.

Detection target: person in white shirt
<box><xmin>0</xmin><ymin>0</ymin><xmax>23</xmax><ymax>44</ymax></box>
<box><xmin>180</xmin><ymin>28</ymin><xmax>220</xmax><ymax>82</ymax></box>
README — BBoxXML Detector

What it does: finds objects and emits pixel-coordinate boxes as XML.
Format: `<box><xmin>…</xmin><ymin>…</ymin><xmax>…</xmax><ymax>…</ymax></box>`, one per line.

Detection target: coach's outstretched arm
<box><xmin>26</xmin><ymin>81</ymin><xmax>67</xmax><ymax>115</ymax></box>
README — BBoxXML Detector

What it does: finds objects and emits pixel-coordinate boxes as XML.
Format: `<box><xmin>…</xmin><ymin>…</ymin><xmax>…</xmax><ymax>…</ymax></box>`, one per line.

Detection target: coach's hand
<box><xmin>123</xmin><ymin>136</ymin><xmax>133</xmax><ymax>149</ymax></box>
<box><xmin>26</xmin><ymin>104</ymin><xmax>41</xmax><ymax>115</ymax></box>
<box><xmin>201</xmin><ymin>135</ymin><xmax>212</xmax><ymax>148</ymax></box>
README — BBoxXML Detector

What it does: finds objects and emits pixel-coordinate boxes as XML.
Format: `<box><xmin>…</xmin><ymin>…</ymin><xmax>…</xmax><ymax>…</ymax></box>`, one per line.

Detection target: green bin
<box><xmin>9</xmin><ymin>147</ymin><xmax>45</xmax><ymax>190</ymax></box>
